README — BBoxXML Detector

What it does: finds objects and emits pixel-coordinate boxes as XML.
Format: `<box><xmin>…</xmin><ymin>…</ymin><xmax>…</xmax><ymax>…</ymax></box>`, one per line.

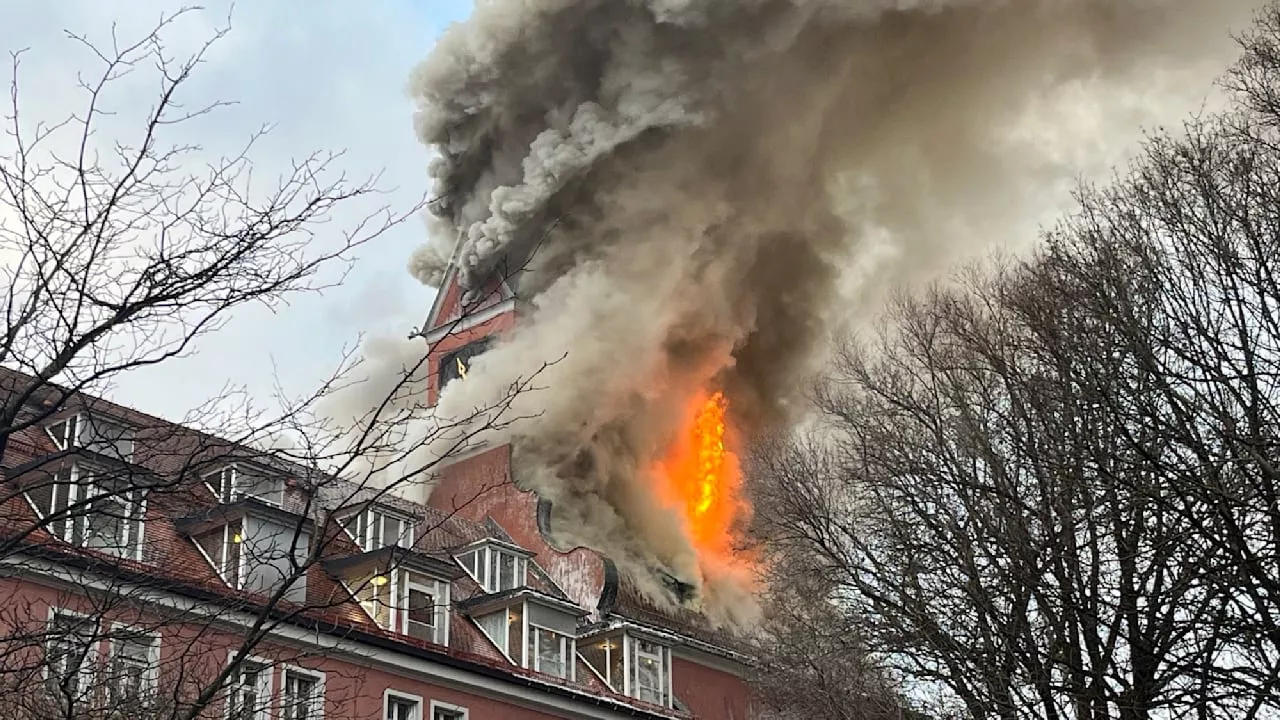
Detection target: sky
<box><xmin>0</xmin><ymin>0</ymin><xmax>474</xmax><ymax>422</ymax></box>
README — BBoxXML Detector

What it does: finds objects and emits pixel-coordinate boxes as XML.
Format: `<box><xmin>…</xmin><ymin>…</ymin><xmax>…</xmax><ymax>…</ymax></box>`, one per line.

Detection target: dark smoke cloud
<box><xmin>400</xmin><ymin>0</ymin><xmax>1260</xmax><ymax>624</ymax></box>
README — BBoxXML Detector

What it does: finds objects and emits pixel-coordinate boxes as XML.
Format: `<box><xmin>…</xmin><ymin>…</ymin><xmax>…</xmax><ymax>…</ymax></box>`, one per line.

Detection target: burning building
<box><xmin>402</xmin><ymin>0</ymin><xmax>1262</xmax><ymax>628</ymax></box>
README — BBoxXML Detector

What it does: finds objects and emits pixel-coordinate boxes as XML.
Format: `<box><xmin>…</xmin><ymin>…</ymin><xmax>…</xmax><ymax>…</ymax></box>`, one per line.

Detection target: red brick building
<box><xmin>0</xmin><ymin>261</ymin><xmax>756</xmax><ymax>718</ymax></box>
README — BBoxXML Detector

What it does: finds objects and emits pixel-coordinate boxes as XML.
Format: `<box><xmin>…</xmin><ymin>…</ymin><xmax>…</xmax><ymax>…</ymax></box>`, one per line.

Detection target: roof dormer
<box><xmin>453</xmin><ymin>539</ymin><xmax>534</xmax><ymax>595</ymax></box>
<box><xmin>174</xmin><ymin>498</ymin><xmax>312</xmax><ymax>602</ymax></box>
<box><xmin>202</xmin><ymin>462</ymin><xmax>285</xmax><ymax>507</ymax></box>
<box><xmin>339</xmin><ymin>503</ymin><xmax>417</xmax><ymax>553</ymax></box>
<box><xmin>45</xmin><ymin>411</ymin><xmax>135</xmax><ymax>463</ymax></box>
<box><xmin>460</xmin><ymin>588</ymin><xmax>588</xmax><ymax>680</ymax></box>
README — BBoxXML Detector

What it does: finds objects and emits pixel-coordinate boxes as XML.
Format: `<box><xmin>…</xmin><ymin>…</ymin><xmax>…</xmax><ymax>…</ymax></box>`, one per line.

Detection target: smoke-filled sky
<box><xmin>0</xmin><ymin>0</ymin><xmax>473</xmax><ymax>419</ymax></box>
<box><xmin>403</xmin><ymin>0</ymin><xmax>1266</xmax><ymax>624</ymax></box>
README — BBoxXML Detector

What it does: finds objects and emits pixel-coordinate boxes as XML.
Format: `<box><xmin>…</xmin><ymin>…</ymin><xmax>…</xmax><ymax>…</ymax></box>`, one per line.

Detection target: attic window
<box><xmin>347</xmin><ymin>569</ymin><xmax>450</xmax><ymax>646</ymax></box>
<box><xmin>46</xmin><ymin>413</ymin><xmax>135</xmax><ymax>462</ymax></box>
<box><xmin>203</xmin><ymin>465</ymin><xmax>284</xmax><ymax>507</ymax></box>
<box><xmin>455</xmin><ymin>543</ymin><xmax>526</xmax><ymax>594</ymax></box>
<box><xmin>438</xmin><ymin>338</ymin><xmax>491</xmax><ymax>392</ymax></box>
<box><xmin>343</xmin><ymin>506</ymin><xmax>415</xmax><ymax>552</ymax></box>
<box><xmin>24</xmin><ymin>464</ymin><xmax>145</xmax><ymax>560</ymax></box>
<box><xmin>580</xmin><ymin>632</ymin><xmax>673</xmax><ymax>707</ymax></box>
<box><xmin>471</xmin><ymin>597</ymin><xmax>577</xmax><ymax>680</ymax></box>
<box><xmin>194</xmin><ymin>520</ymin><xmax>244</xmax><ymax>589</ymax></box>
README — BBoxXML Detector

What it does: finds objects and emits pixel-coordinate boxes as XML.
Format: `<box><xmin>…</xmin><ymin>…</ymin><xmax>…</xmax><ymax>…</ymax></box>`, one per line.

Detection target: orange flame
<box><xmin>654</xmin><ymin>390</ymin><xmax>747</xmax><ymax>564</ymax></box>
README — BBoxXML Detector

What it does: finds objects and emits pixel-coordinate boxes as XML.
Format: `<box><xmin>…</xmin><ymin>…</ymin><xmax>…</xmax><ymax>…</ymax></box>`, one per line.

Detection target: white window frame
<box><xmin>427</xmin><ymin>700</ymin><xmax>469</xmax><ymax>720</ymax></box>
<box><xmin>224</xmin><ymin>652</ymin><xmax>274</xmax><ymax>720</ymax></box>
<box><xmin>204</xmin><ymin>465</ymin><xmax>283</xmax><ymax>506</ymax></box>
<box><xmin>454</xmin><ymin>544</ymin><xmax>526</xmax><ymax>594</ymax></box>
<box><xmin>43</xmin><ymin>606</ymin><xmax>99</xmax><ymax>701</ymax></box>
<box><xmin>45</xmin><ymin>414</ymin><xmax>82</xmax><ymax>450</ymax></box>
<box><xmin>402</xmin><ymin>574</ymin><xmax>449</xmax><ymax>646</ymax></box>
<box><xmin>628</xmin><ymin>636</ymin><xmax>671</xmax><ymax>707</ymax></box>
<box><xmin>192</xmin><ymin>521</ymin><xmax>247</xmax><ymax>590</ymax></box>
<box><xmin>279</xmin><ymin>665</ymin><xmax>325</xmax><ymax>720</ymax></box>
<box><xmin>343</xmin><ymin>507</ymin><xmax>416</xmax><ymax>552</ymax></box>
<box><xmin>25</xmin><ymin>465</ymin><xmax>146</xmax><ymax>561</ymax></box>
<box><xmin>383</xmin><ymin>689</ymin><xmax>423</xmax><ymax>720</ymax></box>
<box><xmin>106</xmin><ymin>622</ymin><xmax>160</xmax><ymax>707</ymax></box>
<box><xmin>350</xmin><ymin>570</ymin><xmax>450</xmax><ymax>646</ymax></box>
<box><xmin>527</xmin><ymin>624</ymin><xmax>573</xmax><ymax>680</ymax></box>
<box><xmin>48</xmin><ymin>413</ymin><xmax>135</xmax><ymax>461</ymax></box>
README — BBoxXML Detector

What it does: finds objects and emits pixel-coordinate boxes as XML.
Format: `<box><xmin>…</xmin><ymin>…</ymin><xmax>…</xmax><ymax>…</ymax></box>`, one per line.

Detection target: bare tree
<box><xmin>0</xmin><ymin>9</ymin><xmax>544</xmax><ymax>720</ymax></box>
<box><xmin>751</xmin><ymin>3</ymin><xmax>1280</xmax><ymax>719</ymax></box>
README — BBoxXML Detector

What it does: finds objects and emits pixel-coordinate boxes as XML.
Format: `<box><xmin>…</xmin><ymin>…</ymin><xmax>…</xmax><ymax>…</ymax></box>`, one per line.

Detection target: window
<box><xmin>281</xmin><ymin>668</ymin><xmax>323</xmax><ymax>720</ymax></box>
<box><xmin>47</xmin><ymin>415</ymin><xmax>80</xmax><ymax>450</ymax></box>
<box><xmin>27</xmin><ymin>465</ymin><xmax>145</xmax><ymax>559</ymax></box>
<box><xmin>455</xmin><ymin>544</ymin><xmax>526</xmax><ymax>593</ymax></box>
<box><xmin>580</xmin><ymin>633</ymin><xmax>670</xmax><ymax>706</ymax></box>
<box><xmin>528</xmin><ymin>626</ymin><xmax>569</xmax><ymax>679</ymax></box>
<box><xmin>475</xmin><ymin>604</ymin><xmax>522</xmax><ymax>661</ymax></box>
<box><xmin>429</xmin><ymin>701</ymin><xmax>468</xmax><ymax>720</ymax></box>
<box><xmin>438</xmin><ymin>339</ymin><xmax>491</xmax><ymax>392</ymax></box>
<box><xmin>204</xmin><ymin>465</ymin><xmax>284</xmax><ymax>506</ymax></box>
<box><xmin>405</xmin><ymin>577</ymin><xmax>442</xmax><ymax>644</ymax></box>
<box><xmin>631</xmin><ymin>638</ymin><xmax>670</xmax><ymax>706</ymax></box>
<box><xmin>47</xmin><ymin>414</ymin><xmax>134</xmax><ymax>461</ymax></box>
<box><xmin>82</xmin><ymin>415</ymin><xmax>135</xmax><ymax>461</ymax></box>
<box><xmin>195</xmin><ymin>520</ymin><xmax>244</xmax><ymax>588</ymax></box>
<box><xmin>384</xmin><ymin>691</ymin><xmax>421</xmax><ymax>720</ymax></box>
<box><xmin>108</xmin><ymin>628</ymin><xmax>159</xmax><ymax>708</ymax></box>
<box><xmin>345</xmin><ymin>507</ymin><xmax>415</xmax><ymax>551</ymax></box>
<box><xmin>45</xmin><ymin>609</ymin><xmax>97</xmax><ymax>702</ymax></box>
<box><xmin>354</xmin><ymin>571</ymin><xmax>449</xmax><ymax>645</ymax></box>
<box><xmin>226</xmin><ymin>659</ymin><xmax>271</xmax><ymax>720</ymax></box>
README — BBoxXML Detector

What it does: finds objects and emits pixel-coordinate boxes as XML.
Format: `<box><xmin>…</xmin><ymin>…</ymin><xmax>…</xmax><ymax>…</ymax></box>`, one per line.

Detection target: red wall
<box><xmin>0</xmin><ymin>575</ymin><xmax>616</xmax><ymax>720</ymax></box>
<box><xmin>673</xmin><ymin>655</ymin><xmax>757</xmax><ymax>720</ymax></box>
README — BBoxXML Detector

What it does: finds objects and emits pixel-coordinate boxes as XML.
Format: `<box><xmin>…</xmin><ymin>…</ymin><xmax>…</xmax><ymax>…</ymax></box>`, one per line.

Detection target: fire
<box><xmin>654</xmin><ymin>390</ymin><xmax>747</xmax><ymax>563</ymax></box>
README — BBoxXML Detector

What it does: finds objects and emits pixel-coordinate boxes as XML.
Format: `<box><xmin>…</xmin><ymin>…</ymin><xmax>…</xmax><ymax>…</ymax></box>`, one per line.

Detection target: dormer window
<box><xmin>46</xmin><ymin>413</ymin><xmax>135</xmax><ymax>462</ymax></box>
<box><xmin>463</xmin><ymin>590</ymin><xmax>584</xmax><ymax>681</ymax></box>
<box><xmin>455</xmin><ymin>541</ymin><xmax>528</xmax><ymax>594</ymax></box>
<box><xmin>352</xmin><ymin>570</ymin><xmax>449</xmax><ymax>644</ymax></box>
<box><xmin>580</xmin><ymin>630</ymin><xmax>673</xmax><ymax>707</ymax></box>
<box><xmin>193</xmin><ymin>520</ymin><xmax>244</xmax><ymax>589</ymax></box>
<box><xmin>322</xmin><ymin>551</ymin><xmax>460</xmax><ymax>646</ymax></box>
<box><xmin>343</xmin><ymin>506</ymin><xmax>415</xmax><ymax>551</ymax></box>
<box><xmin>24</xmin><ymin>464</ymin><xmax>145</xmax><ymax>560</ymax></box>
<box><xmin>203</xmin><ymin>464</ymin><xmax>284</xmax><ymax>507</ymax></box>
<box><xmin>176</xmin><ymin>505</ymin><xmax>312</xmax><ymax>602</ymax></box>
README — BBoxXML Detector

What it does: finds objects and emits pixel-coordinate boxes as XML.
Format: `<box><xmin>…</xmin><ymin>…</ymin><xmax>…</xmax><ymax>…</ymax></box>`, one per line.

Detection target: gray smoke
<box><xmin>405</xmin><ymin>0</ymin><xmax>1260</xmax><ymax>625</ymax></box>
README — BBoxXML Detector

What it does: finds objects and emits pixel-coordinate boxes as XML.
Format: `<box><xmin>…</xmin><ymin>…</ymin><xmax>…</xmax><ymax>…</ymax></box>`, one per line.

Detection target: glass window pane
<box><xmin>534</xmin><ymin>628</ymin><xmax>566</xmax><ymax>678</ymax></box>
<box><xmin>406</xmin><ymin>585</ymin><xmax>436</xmax><ymax>643</ymax></box>
<box><xmin>369</xmin><ymin>511</ymin><xmax>383</xmax><ymax>549</ymax></box>
<box><xmin>507</xmin><ymin>604</ymin><xmax>523</xmax><ymax>665</ymax></box>
<box><xmin>498</xmin><ymin>552</ymin><xmax>515</xmax><ymax>591</ymax></box>
<box><xmin>477</xmin><ymin>611</ymin><xmax>507</xmax><ymax>655</ymax></box>
<box><xmin>384</xmin><ymin>516</ymin><xmax>403</xmax><ymax>548</ymax></box>
<box><xmin>283</xmin><ymin>672</ymin><xmax>319</xmax><ymax>720</ymax></box>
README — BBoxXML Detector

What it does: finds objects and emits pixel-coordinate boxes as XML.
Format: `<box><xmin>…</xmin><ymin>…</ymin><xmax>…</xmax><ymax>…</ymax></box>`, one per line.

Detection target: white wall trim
<box><xmin>223</xmin><ymin>650</ymin><xmax>275</xmax><ymax>720</ymax></box>
<box><xmin>384</xmin><ymin>688</ymin><xmax>425</xmax><ymax>720</ymax></box>
<box><xmin>280</xmin><ymin>663</ymin><xmax>326</xmax><ymax>720</ymax></box>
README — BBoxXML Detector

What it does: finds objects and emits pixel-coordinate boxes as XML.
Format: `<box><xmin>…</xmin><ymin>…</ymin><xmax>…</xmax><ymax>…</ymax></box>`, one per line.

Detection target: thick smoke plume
<box><xmin>403</xmin><ymin>0</ymin><xmax>1260</xmax><ymax>625</ymax></box>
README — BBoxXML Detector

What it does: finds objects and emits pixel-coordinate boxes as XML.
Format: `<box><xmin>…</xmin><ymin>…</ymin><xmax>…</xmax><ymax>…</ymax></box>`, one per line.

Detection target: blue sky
<box><xmin>0</xmin><ymin>1</ymin><xmax>474</xmax><ymax>421</ymax></box>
